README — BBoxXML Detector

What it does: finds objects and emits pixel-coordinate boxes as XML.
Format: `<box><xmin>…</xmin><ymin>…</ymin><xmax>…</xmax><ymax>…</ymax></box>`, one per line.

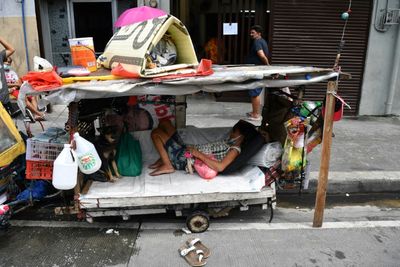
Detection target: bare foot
<box><xmin>149</xmin><ymin>165</ymin><xmax>175</xmax><ymax>176</ymax></box>
<box><xmin>149</xmin><ymin>159</ymin><xmax>162</xmax><ymax>169</ymax></box>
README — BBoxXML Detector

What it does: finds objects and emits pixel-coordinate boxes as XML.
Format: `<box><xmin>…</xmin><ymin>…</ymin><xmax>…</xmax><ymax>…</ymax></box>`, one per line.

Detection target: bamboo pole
<box><xmin>313</xmin><ymin>80</ymin><xmax>337</xmax><ymax>227</ymax></box>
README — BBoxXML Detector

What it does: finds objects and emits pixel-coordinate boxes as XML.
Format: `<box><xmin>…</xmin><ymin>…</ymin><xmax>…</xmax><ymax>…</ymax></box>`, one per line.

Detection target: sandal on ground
<box><xmin>179</xmin><ymin>245</ymin><xmax>207</xmax><ymax>266</ymax></box>
<box><xmin>186</xmin><ymin>238</ymin><xmax>211</xmax><ymax>258</ymax></box>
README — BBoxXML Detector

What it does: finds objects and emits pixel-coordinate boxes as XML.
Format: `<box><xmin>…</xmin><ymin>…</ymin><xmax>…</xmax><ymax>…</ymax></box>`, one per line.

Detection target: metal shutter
<box><xmin>270</xmin><ymin>0</ymin><xmax>372</xmax><ymax>115</ymax></box>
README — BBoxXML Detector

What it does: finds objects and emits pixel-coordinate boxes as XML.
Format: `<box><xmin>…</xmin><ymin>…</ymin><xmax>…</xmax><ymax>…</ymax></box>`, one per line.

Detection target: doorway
<box><xmin>171</xmin><ymin>0</ymin><xmax>270</xmax><ymax>101</ymax></box>
<box><xmin>69</xmin><ymin>0</ymin><xmax>116</xmax><ymax>53</ymax></box>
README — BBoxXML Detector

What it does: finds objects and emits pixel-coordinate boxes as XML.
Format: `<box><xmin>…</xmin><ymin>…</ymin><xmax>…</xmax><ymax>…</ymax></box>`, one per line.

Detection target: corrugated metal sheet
<box><xmin>270</xmin><ymin>0</ymin><xmax>372</xmax><ymax>115</ymax></box>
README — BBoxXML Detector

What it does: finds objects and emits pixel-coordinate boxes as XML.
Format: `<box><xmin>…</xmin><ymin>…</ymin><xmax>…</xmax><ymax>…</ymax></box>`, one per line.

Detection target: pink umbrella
<box><xmin>114</xmin><ymin>6</ymin><xmax>168</xmax><ymax>27</ymax></box>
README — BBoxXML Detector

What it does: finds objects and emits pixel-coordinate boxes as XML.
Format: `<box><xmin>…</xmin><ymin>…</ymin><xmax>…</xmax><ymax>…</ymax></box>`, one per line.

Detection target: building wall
<box><xmin>47</xmin><ymin>0</ymin><xmax>70</xmax><ymax>67</ymax></box>
<box><xmin>0</xmin><ymin>0</ymin><xmax>40</xmax><ymax>76</ymax></box>
<box><xmin>359</xmin><ymin>0</ymin><xmax>400</xmax><ymax>115</ymax></box>
<box><xmin>138</xmin><ymin>0</ymin><xmax>170</xmax><ymax>12</ymax></box>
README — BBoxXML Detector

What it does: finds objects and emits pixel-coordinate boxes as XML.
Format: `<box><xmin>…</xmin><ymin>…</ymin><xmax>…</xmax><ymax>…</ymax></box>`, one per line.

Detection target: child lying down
<box><xmin>149</xmin><ymin>119</ymin><xmax>256</xmax><ymax>176</ymax></box>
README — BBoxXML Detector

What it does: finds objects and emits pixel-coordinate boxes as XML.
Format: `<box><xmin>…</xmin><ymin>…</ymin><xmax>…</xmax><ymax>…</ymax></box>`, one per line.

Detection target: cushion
<box><xmin>221</xmin><ymin>130</ymin><xmax>266</xmax><ymax>175</ymax></box>
<box><xmin>247</xmin><ymin>141</ymin><xmax>283</xmax><ymax>168</ymax></box>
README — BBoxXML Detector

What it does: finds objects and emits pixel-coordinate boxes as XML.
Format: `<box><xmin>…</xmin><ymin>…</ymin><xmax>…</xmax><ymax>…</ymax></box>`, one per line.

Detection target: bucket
<box><xmin>68</xmin><ymin>37</ymin><xmax>97</xmax><ymax>72</ymax></box>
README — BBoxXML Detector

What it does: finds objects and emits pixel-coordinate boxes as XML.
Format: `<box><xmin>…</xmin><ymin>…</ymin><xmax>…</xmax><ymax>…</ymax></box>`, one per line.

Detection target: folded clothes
<box><xmin>22</xmin><ymin>70</ymin><xmax>63</xmax><ymax>91</ymax></box>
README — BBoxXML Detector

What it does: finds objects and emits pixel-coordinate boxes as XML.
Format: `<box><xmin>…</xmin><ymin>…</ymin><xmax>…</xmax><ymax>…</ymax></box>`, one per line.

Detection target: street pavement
<box><xmin>2</xmin><ymin>198</ymin><xmax>400</xmax><ymax>266</ymax></box>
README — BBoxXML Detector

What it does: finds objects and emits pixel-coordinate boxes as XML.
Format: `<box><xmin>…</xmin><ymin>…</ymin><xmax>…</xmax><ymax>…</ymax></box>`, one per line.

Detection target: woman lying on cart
<box><xmin>149</xmin><ymin>119</ymin><xmax>254</xmax><ymax>176</ymax></box>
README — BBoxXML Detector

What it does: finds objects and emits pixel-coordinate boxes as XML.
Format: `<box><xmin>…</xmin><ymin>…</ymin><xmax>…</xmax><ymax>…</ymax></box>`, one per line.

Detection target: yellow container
<box><xmin>0</xmin><ymin>103</ymin><xmax>25</xmax><ymax>167</ymax></box>
<box><xmin>68</xmin><ymin>37</ymin><xmax>97</xmax><ymax>72</ymax></box>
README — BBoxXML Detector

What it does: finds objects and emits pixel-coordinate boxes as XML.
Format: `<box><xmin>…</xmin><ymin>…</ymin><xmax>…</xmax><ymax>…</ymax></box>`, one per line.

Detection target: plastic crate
<box><xmin>26</xmin><ymin>139</ymin><xmax>64</xmax><ymax>161</ymax></box>
<box><xmin>25</xmin><ymin>160</ymin><xmax>53</xmax><ymax>180</ymax></box>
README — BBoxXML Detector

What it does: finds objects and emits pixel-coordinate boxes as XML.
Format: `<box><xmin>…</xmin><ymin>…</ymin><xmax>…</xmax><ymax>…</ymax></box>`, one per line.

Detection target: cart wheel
<box><xmin>186</xmin><ymin>211</ymin><xmax>210</xmax><ymax>233</ymax></box>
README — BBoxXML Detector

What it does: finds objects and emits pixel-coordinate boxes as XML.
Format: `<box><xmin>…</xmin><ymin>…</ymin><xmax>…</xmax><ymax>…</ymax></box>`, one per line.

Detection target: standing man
<box><xmin>245</xmin><ymin>25</ymin><xmax>270</xmax><ymax>122</ymax></box>
<box><xmin>0</xmin><ymin>37</ymin><xmax>16</xmax><ymax>113</ymax></box>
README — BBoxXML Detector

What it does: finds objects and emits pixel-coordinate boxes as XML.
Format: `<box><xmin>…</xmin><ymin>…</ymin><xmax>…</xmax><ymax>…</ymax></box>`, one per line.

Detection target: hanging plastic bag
<box><xmin>281</xmin><ymin>117</ymin><xmax>307</xmax><ymax>172</ymax></box>
<box><xmin>116</xmin><ymin>130</ymin><xmax>142</xmax><ymax>176</ymax></box>
<box><xmin>281</xmin><ymin>141</ymin><xmax>305</xmax><ymax>172</ymax></box>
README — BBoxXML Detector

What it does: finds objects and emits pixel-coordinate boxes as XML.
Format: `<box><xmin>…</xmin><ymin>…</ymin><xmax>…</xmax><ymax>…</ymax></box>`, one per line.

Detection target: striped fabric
<box><xmin>194</xmin><ymin>140</ymin><xmax>232</xmax><ymax>162</ymax></box>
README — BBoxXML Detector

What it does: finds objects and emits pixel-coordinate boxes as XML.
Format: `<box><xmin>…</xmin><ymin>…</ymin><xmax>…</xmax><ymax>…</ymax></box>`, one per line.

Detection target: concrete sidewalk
<box><xmin>186</xmin><ymin>94</ymin><xmax>400</xmax><ymax>194</ymax></box>
<box><xmin>21</xmin><ymin>94</ymin><xmax>400</xmax><ymax>194</ymax></box>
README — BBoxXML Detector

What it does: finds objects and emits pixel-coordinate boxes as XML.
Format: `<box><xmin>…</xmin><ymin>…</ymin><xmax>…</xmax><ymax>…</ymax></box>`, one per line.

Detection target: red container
<box><xmin>25</xmin><ymin>160</ymin><xmax>53</xmax><ymax>180</ymax></box>
<box><xmin>322</xmin><ymin>97</ymin><xmax>344</xmax><ymax>122</ymax></box>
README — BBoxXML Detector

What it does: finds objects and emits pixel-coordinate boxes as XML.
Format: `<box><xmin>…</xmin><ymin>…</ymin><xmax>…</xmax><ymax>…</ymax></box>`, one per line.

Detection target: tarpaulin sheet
<box><xmin>25</xmin><ymin>65</ymin><xmax>348</xmax><ymax>105</ymax></box>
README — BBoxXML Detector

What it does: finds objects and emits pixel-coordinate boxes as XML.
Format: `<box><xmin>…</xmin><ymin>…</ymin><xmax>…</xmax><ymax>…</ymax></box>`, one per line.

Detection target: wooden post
<box><xmin>313</xmin><ymin>80</ymin><xmax>337</xmax><ymax>227</ymax></box>
<box><xmin>66</xmin><ymin>102</ymin><xmax>82</xmax><ymax>212</ymax></box>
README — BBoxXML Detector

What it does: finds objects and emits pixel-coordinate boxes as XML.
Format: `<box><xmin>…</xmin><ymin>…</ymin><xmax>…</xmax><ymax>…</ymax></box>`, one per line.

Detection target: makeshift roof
<box><xmin>38</xmin><ymin>65</ymin><xmax>349</xmax><ymax>105</ymax></box>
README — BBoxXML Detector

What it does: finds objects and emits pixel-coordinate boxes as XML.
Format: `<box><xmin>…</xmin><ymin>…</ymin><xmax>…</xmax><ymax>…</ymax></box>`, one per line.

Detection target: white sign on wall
<box><xmin>223</xmin><ymin>23</ymin><xmax>238</xmax><ymax>35</ymax></box>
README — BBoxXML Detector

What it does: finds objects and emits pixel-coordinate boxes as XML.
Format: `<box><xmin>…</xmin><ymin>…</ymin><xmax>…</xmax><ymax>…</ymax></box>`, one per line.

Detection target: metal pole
<box><xmin>313</xmin><ymin>80</ymin><xmax>337</xmax><ymax>227</ymax></box>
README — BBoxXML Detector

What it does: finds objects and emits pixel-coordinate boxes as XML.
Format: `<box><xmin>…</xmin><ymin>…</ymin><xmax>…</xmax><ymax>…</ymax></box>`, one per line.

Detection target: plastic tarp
<box><xmin>22</xmin><ymin>65</ymin><xmax>349</xmax><ymax>105</ymax></box>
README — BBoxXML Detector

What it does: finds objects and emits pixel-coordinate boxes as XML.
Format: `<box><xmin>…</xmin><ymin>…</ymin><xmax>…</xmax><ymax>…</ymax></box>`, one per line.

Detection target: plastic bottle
<box><xmin>52</xmin><ymin>144</ymin><xmax>78</xmax><ymax>190</ymax></box>
<box><xmin>73</xmin><ymin>133</ymin><xmax>102</xmax><ymax>174</ymax></box>
<box><xmin>53</xmin><ymin>144</ymin><xmax>78</xmax><ymax>190</ymax></box>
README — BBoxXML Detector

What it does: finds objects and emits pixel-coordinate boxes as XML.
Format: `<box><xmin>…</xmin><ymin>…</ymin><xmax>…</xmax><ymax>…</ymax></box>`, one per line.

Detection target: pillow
<box><xmin>247</xmin><ymin>142</ymin><xmax>283</xmax><ymax>168</ymax></box>
<box><xmin>221</xmin><ymin>131</ymin><xmax>266</xmax><ymax>175</ymax></box>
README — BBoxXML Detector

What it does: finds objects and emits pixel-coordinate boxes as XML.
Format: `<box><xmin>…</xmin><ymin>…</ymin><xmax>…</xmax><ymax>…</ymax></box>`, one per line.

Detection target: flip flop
<box><xmin>179</xmin><ymin>245</ymin><xmax>207</xmax><ymax>267</ymax></box>
<box><xmin>186</xmin><ymin>238</ymin><xmax>211</xmax><ymax>258</ymax></box>
<box><xmin>243</xmin><ymin>117</ymin><xmax>262</xmax><ymax>127</ymax></box>
<box><xmin>246</xmin><ymin>114</ymin><xmax>262</xmax><ymax>121</ymax></box>
<box><xmin>149</xmin><ymin>169</ymin><xmax>175</xmax><ymax>176</ymax></box>
<box><xmin>246</xmin><ymin>112</ymin><xmax>255</xmax><ymax>117</ymax></box>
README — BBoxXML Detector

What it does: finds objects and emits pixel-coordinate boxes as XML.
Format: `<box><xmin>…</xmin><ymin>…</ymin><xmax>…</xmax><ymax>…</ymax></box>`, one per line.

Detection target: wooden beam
<box><xmin>313</xmin><ymin>80</ymin><xmax>337</xmax><ymax>227</ymax></box>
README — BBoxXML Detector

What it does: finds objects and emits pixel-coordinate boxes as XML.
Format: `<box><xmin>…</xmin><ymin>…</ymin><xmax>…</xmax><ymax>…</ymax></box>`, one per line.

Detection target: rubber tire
<box><xmin>186</xmin><ymin>211</ymin><xmax>210</xmax><ymax>233</ymax></box>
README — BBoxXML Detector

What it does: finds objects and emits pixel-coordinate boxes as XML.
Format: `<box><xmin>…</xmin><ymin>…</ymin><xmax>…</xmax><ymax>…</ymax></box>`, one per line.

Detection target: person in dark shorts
<box><xmin>245</xmin><ymin>25</ymin><xmax>270</xmax><ymax>122</ymax></box>
<box><xmin>149</xmin><ymin>120</ymin><xmax>254</xmax><ymax>176</ymax></box>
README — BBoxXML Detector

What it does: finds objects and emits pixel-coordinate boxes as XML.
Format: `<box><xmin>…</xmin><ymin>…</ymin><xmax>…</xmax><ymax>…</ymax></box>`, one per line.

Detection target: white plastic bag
<box><xmin>33</xmin><ymin>56</ymin><xmax>53</xmax><ymax>72</ymax></box>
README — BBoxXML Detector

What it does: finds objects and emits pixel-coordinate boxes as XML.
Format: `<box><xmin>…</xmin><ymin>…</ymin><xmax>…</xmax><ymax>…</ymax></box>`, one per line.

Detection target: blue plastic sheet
<box><xmin>16</xmin><ymin>180</ymin><xmax>51</xmax><ymax>202</ymax></box>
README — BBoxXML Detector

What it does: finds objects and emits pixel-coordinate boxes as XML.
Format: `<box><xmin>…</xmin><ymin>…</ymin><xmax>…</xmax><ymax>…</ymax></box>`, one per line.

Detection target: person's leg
<box><xmin>26</xmin><ymin>97</ymin><xmax>44</xmax><ymax>119</ymax></box>
<box><xmin>149</xmin><ymin>120</ymin><xmax>176</xmax><ymax>169</ymax></box>
<box><xmin>149</xmin><ymin>121</ymin><xmax>177</xmax><ymax>175</ymax></box>
<box><xmin>247</xmin><ymin>88</ymin><xmax>263</xmax><ymax>119</ymax></box>
<box><xmin>251</xmin><ymin>95</ymin><xmax>261</xmax><ymax>117</ymax></box>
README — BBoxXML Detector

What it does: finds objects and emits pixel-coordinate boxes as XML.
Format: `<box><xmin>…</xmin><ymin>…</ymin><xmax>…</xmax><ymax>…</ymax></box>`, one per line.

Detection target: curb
<box><xmin>307</xmin><ymin>171</ymin><xmax>400</xmax><ymax>194</ymax></box>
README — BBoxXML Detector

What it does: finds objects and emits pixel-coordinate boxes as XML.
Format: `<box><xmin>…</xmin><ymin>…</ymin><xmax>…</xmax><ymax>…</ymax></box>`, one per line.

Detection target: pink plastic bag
<box><xmin>194</xmin><ymin>154</ymin><xmax>218</xmax><ymax>180</ymax></box>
